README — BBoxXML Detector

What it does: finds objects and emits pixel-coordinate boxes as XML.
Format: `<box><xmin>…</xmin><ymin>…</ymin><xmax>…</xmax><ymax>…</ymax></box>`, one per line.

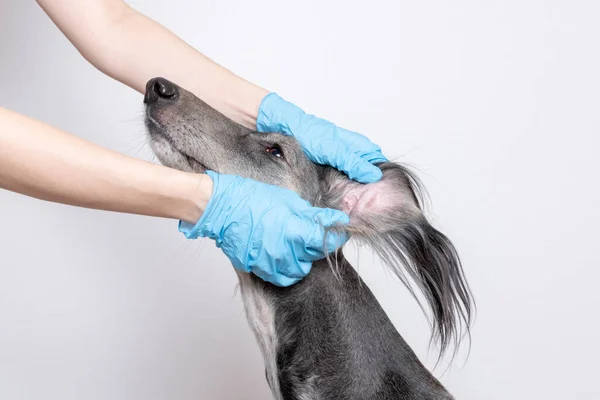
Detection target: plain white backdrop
<box><xmin>1</xmin><ymin>1</ymin><xmax>599</xmax><ymax>399</ymax></box>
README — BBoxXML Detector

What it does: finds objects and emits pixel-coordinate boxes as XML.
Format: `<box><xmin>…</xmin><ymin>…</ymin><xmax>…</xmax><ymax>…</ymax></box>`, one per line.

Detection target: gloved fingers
<box><xmin>306</xmin><ymin>207</ymin><xmax>351</xmax><ymax>253</ymax></box>
<box><xmin>275</xmin><ymin>257</ymin><xmax>313</xmax><ymax>281</ymax></box>
<box><xmin>298</xmin><ymin>226</ymin><xmax>348</xmax><ymax>261</ymax></box>
<box><xmin>300</xmin><ymin>206</ymin><xmax>350</xmax><ymax>227</ymax></box>
<box><xmin>364</xmin><ymin>150</ymin><xmax>389</xmax><ymax>164</ymax></box>
<box><xmin>336</xmin><ymin>127</ymin><xmax>388</xmax><ymax>157</ymax></box>
<box><xmin>335</xmin><ymin>152</ymin><xmax>384</xmax><ymax>184</ymax></box>
<box><xmin>280</xmin><ymin>190</ymin><xmax>314</xmax><ymax>210</ymax></box>
<box><xmin>305</xmin><ymin>141</ymin><xmax>386</xmax><ymax>183</ymax></box>
<box><xmin>285</xmin><ymin>211</ymin><xmax>349</xmax><ymax>262</ymax></box>
<box><xmin>251</xmin><ymin>262</ymin><xmax>306</xmax><ymax>287</ymax></box>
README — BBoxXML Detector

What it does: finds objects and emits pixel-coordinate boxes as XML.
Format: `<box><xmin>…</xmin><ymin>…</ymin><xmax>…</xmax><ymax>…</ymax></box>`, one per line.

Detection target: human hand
<box><xmin>178</xmin><ymin>171</ymin><xmax>349</xmax><ymax>286</ymax></box>
<box><xmin>256</xmin><ymin>93</ymin><xmax>387</xmax><ymax>183</ymax></box>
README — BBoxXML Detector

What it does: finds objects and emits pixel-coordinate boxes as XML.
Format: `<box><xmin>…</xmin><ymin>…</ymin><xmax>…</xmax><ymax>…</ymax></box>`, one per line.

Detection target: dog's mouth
<box><xmin>182</xmin><ymin>153</ymin><xmax>207</xmax><ymax>172</ymax></box>
<box><xmin>145</xmin><ymin>113</ymin><xmax>208</xmax><ymax>173</ymax></box>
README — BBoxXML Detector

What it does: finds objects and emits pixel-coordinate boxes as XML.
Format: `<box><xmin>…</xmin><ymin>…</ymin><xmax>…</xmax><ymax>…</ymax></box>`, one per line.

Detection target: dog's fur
<box><xmin>144</xmin><ymin>78</ymin><xmax>473</xmax><ymax>399</ymax></box>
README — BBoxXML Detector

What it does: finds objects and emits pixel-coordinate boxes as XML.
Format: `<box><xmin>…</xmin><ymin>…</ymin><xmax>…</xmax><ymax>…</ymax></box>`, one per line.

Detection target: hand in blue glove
<box><xmin>256</xmin><ymin>93</ymin><xmax>388</xmax><ymax>183</ymax></box>
<box><xmin>179</xmin><ymin>171</ymin><xmax>350</xmax><ymax>287</ymax></box>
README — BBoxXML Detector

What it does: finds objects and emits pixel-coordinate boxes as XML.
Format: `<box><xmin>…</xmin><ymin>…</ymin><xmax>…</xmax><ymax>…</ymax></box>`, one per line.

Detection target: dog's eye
<box><xmin>266</xmin><ymin>145</ymin><xmax>284</xmax><ymax>159</ymax></box>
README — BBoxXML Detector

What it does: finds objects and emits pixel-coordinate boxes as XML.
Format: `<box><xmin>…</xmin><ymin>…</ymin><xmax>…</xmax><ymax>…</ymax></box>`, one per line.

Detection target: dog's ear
<box><xmin>320</xmin><ymin>163</ymin><xmax>474</xmax><ymax>357</ymax></box>
<box><xmin>321</xmin><ymin>163</ymin><xmax>423</xmax><ymax>226</ymax></box>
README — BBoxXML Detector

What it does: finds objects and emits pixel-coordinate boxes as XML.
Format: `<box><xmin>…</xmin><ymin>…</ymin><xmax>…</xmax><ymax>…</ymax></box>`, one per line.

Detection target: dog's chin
<box><xmin>146</xmin><ymin>127</ymin><xmax>207</xmax><ymax>174</ymax></box>
<box><xmin>184</xmin><ymin>156</ymin><xmax>207</xmax><ymax>173</ymax></box>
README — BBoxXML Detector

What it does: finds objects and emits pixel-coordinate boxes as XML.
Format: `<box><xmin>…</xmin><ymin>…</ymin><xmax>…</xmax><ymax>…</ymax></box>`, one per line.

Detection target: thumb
<box><xmin>305</xmin><ymin>207</ymin><xmax>350</xmax><ymax>227</ymax></box>
<box><xmin>299</xmin><ymin>207</ymin><xmax>350</xmax><ymax>254</ymax></box>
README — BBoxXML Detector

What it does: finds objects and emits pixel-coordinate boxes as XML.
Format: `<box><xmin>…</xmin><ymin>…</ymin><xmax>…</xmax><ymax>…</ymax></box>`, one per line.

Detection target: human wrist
<box><xmin>177</xmin><ymin>171</ymin><xmax>233</xmax><ymax>241</ymax></box>
<box><xmin>225</xmin><ymin>82</ymin><xmax>269</xmax><ymax>130</ymax></box>
<box><xmin>165</xmin><ymin>170</ymin><xmax>213</xmax><ymax>225</ymax></box>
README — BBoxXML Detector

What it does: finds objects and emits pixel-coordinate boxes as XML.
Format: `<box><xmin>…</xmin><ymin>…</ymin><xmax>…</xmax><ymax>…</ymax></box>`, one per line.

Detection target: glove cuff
<box><xmin>178</xmin><ymin>170</ymin><xmax>222</xmax><ymax>241</ymax></box>
<box><xmin>256</xmin><ymin>92</ymin><xmax>303</xmax><ymax>135</ymax></box>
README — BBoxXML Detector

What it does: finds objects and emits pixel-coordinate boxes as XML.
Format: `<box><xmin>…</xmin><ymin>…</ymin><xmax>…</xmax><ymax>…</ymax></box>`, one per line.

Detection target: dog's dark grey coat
<box><xmin>144</xmin><ymin>78</ymin><xmax>472</xmax><ymax>400</ymax></box>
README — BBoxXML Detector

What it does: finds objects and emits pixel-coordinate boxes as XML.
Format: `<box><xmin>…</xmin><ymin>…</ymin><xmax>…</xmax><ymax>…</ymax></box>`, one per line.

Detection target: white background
<box><xmin>1</xmin><ymin>1</ymin><xmax>599</xmax><ymax>399</ymax></box>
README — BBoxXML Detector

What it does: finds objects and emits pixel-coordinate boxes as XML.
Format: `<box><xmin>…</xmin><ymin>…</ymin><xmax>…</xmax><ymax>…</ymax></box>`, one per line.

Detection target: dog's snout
<box><xmin>144</xmin><ymin>77</ymin><xmax>178</xmax><ymax>104</ymax></box>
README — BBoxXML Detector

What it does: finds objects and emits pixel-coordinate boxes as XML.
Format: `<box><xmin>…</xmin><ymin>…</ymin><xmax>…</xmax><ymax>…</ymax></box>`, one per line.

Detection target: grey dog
<box><xmin>144</xmin><ymin>77</ymin><xmax>473</xmax><ymax>400</ymax></box>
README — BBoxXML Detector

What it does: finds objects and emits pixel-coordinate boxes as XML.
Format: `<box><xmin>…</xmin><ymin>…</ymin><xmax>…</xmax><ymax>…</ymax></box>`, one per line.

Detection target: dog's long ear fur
<box><xmin>320</xmin><ymin>163</ymin><xmax>474</xmax><ymax>357</ymax></box>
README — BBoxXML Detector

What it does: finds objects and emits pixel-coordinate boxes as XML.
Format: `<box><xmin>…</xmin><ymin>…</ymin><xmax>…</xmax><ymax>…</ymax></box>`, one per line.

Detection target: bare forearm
<box><xmin>36</xmin><ymin>0</ymin><xmax>267</xmax><ymax>128</ymax></box>
<box><xmin>0</xmin><ymin>107</ymin><xmax>211</xmax><ymax>223</ymax></box>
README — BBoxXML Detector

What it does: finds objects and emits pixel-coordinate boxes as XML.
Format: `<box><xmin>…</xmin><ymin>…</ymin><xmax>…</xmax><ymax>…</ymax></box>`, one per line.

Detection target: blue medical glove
<box><xmin>256</xmin><ymin>93</ymin><xmax>388</xmax><ymax>183</ymax></box>
<box><xmin>179</xmin><ymin>171</ymin><xmax>350</xmax><ymax>287</ymax></box>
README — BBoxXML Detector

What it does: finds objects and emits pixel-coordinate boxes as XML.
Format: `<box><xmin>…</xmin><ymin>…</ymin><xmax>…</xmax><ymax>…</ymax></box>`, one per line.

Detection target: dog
<box><xmin>144</xmin><ymin>77</ymin><xmax>473</xmax><ymax>399</ymax></box>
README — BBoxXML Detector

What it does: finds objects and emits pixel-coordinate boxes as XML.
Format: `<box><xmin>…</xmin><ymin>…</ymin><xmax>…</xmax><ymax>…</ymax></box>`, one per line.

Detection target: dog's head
<box><xmin>144</xmin><ymin>77</ymin><xmax>473</xmax><ymax>356</ymax></box>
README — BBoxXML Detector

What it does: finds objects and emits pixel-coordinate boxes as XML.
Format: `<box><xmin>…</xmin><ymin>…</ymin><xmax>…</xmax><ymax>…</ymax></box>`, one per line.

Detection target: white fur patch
<box><xmin>296</xmin><ymin>375</ymin><xmax>320</xmax><ymax>400</ymax></box>
<box><xmin>236</xmin><ymin>272</ymin><xmax>282</xmax><ymax>400</ymax></box>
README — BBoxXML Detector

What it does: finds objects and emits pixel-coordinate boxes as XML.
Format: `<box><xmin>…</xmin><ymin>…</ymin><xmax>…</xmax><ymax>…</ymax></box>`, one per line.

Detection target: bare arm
<box><xmin>35</xmin><ymin>0</ymin><xmax>268</xmax><ymax>129</ymax></box>
<box><xmin>0</xmin><ymin>107</ymin><xmax>211</xmax><ymax>224</ymax></box>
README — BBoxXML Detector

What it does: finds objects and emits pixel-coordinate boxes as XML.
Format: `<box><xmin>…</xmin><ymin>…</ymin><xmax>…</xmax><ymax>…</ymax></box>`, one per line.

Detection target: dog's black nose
<box><xmin>144</xmin><ymin>78</ymin><xmax>178</xmax><ymax>104</ymax></box>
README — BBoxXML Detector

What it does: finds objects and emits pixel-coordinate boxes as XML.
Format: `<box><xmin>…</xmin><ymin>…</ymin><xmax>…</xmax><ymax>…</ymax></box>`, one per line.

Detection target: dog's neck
<box><xmin>237</xmin><ymin>253</ymin><xmax>453</xmax><ymax>399</ymax></box>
